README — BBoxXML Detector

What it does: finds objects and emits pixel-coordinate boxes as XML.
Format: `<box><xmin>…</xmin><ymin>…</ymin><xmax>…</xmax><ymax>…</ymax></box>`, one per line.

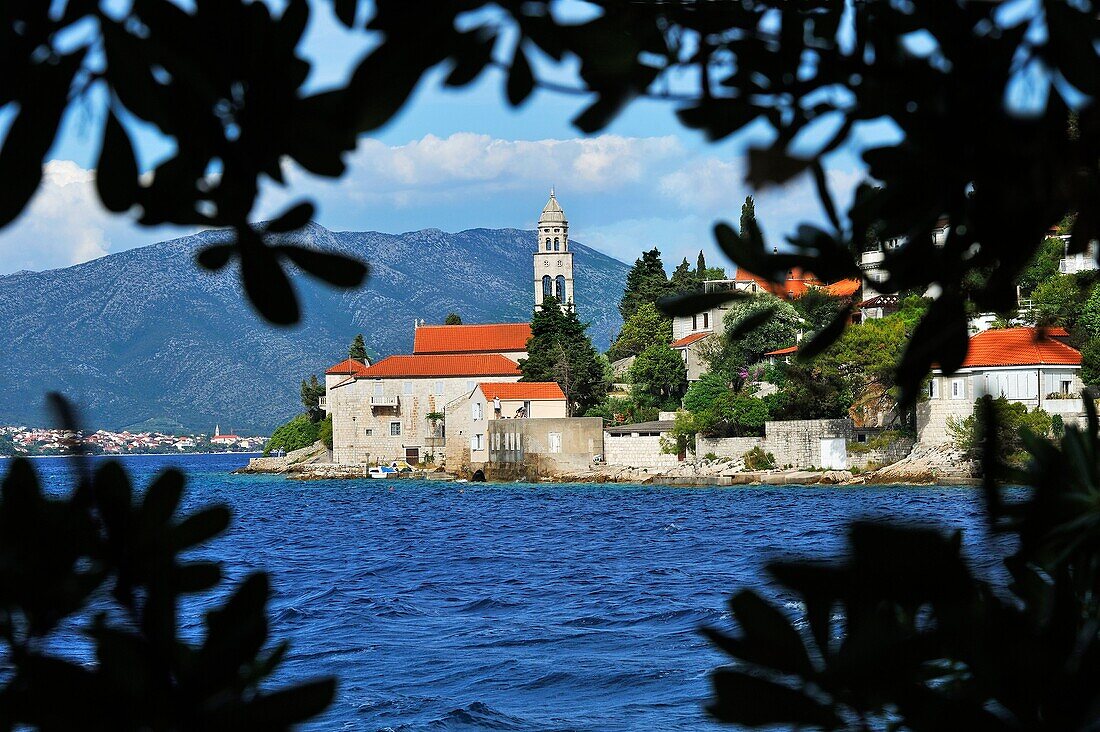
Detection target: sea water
<box><xmin>17</xmin><ymin>454</ymin><xmax>998</xmax><ymax>731</ymax></box>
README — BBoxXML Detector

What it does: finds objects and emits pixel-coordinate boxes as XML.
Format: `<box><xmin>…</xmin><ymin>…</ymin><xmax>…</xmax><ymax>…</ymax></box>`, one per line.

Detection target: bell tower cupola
<box><xmin>533</xmin><ymin>188</ymin><xmax>575</xmax><ymax>311</ymax></box>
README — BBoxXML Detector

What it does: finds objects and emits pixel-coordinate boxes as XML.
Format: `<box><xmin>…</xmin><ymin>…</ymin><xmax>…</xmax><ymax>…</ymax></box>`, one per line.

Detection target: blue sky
<box><xmin>0</xmin><ymin>3</ymin><xmax>894</xmax><ymax>275</ymax></box>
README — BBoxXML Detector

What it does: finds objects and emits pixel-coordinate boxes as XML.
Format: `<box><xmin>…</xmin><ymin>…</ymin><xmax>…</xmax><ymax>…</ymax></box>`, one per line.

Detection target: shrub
<box><xmin>264</xmin><ymin>414</ymin><xmax>319</xmax><ymax>455</ymax></box>
<box><xmin>704</xmin><ymin>452</ymin><xmax>719</xmax><ymax>461</ymax></box>
<box><xmin>744</xmin><ymin>446</ymin><xmax>776</xmax><ymax>470</ymax></box>
<box><xmin>318</xmin><ymin>414</ymin><xmax>333</xmax><ymax>449</ymax></box>
<box><xmin>948</xmin><ymin>395</ymin><xmax>1052</xmax><ymax>463</ymax></box>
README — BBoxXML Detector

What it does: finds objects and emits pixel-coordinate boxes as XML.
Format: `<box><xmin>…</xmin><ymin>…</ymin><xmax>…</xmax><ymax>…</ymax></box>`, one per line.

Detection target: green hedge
<box><xmin>264</xmin><ymin>414</ymin><xmax>319</xmax><ymax>455</ymax></box>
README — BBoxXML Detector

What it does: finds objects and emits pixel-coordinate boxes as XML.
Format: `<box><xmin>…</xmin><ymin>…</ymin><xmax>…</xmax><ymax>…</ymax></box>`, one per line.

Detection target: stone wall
<box><xmin>486</xmin><ymin>417</ymin><xmax>604</xmax><ymax>478</ymax></box>
<box><xmin>603</xmin><ymin>433</ymin><xmax>682</xmax><ymax>468</ymax></box>
<box><xmin>694</xmin><ymin>419</ymin><xmax>854</xmax><ymax>469</ymax></box>
<box><xmin>848</xmin><ymin>437</ymin><xmax>917</xmax><ymax>469</ymax></box>
<box><xmin>695</xmin><ymin>436</ymin><xmax>763</xmax><ymax>460</ymax></box>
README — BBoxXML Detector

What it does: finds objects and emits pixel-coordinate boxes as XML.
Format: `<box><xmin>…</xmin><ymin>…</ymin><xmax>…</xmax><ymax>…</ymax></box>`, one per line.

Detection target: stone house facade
<box><xmin>918</xmin><ymin>327</ymin><xmax>1086</xmax><ymax>444</ymax></box>
<box><xmin>444</xmin><ymin>382</ymin><xmax>567</xmax><ymax>468</ymax></box>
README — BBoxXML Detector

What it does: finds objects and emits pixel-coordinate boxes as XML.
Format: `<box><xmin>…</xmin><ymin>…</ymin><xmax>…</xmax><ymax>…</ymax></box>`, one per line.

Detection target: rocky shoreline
<box><xmin>236</xmin><ymin>441</ymin><xmax>980</xmax><ymax>486</ymax></box>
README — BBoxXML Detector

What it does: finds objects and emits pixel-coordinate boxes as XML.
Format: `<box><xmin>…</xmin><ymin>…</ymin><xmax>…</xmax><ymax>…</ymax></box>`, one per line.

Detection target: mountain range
<box><xmin>0</xmin><ymin>224</ymin><xmax>629</xmax><ymax>433</ymax></box>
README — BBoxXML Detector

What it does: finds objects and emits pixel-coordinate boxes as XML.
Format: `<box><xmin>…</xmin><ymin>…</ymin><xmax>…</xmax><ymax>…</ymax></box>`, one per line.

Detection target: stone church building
<box><xmin>324</xmin><ymin>192</ymin><xmax>588</xmax><ymax>468</ymax></box>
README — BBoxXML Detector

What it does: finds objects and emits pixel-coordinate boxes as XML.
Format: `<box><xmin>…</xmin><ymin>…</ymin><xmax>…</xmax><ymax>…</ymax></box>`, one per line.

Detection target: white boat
<box><xmin>368</xmin><ymin>466</ymin><xmax>397</xmax><ymax>479</ymax></box>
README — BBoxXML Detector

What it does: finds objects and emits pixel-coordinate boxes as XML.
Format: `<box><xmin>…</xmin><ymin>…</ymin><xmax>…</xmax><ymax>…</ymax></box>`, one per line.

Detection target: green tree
<box><xmin>793</xmin><ymin>288</ymin><xmax>844</xmax><ymax>332</ymax></box>
<box><xmin>607</xmin><ymin>302</ymin><xmax>672</xmax><ymax>361</ymax></box>
<box><xmin>348</xmin><ymin>333</ymin><xmax>368</xmax><ymax>361</ymax></box>
<box><xmin>628</xmin><ymin>343</ymin><xmax>687</xmax><ymax>409</ymax></box>
<box><xmin>696</xmin><ymin>250</ymin><xmax>707</xmax><ymax>279</ymax></box>
<box><xmin>444</xmin><ymin>312</ymin><xmax>462</xmax><ymax>325</ymax></box>
<box><xmin>1030</xmin><ymin>274</ymin><xmax>1084</xmax><ymax>328</ymax></box>
<box><xmin>1078</xmin><ymin>288</ymin><xmax>1100</xmax><ymax>340</ymax></box>
<box><xmin>669</xmin><ymin>257</ymin><xmax>701</xmax><ymax>295</ymax></box>
<box><xmin>619</xmin><ymin>248</ymin><xmax>672</xmax><ymax>322</ymax></box>
<box><xmin>318</xmin><ymin>413</ymin><xmax>333</xmax><ymax>449</ymax></box>
<box><xmin>704</xmin><ymin>294</ymin><xmax>801</xmax><ymax>378</ymax></box>
<box><xmin>1082</xmin><ymin>340</ymin><xmax>1100</xmax><ymax>386</ymax></box>
<box><xmin>264</xmin><ymin>414</ymin><xmax>320</xmax><ymax>455</ymax></box>
<box><xmin>739</xmin><ymin>195</ymin><xmax>758</xmax><ymax>239</ymax></box>
<box><xmin>519</xmin><ymin>295</ymin><xmax>606</xmax><ymax>415</ymax></box>
<box><xmin>765</xmin><ymin>362</ymin><xmax>853</xmax><ymax>420</ymax></box>
<box><xmin>683</xmin><ymin>372</ymin><xmax>732</xmax><ymax>414</ymax></box>
<box><xmin>300</xmin><ymin>374</ymin><xmax>325</xmax><ymax>411</ymax></box>
<box><xmin>1018</xmin><ymin>237</ymin><xmax>1065</xmax><ymax>293</ymax></box>
<box><xmin>818</xmin><ymin>314</ymin><xmax>910</xmax><ymax>424</ymax></box>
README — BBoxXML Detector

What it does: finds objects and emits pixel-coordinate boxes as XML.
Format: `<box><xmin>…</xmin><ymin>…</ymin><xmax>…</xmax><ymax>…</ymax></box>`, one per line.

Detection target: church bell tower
<box><xmin>533</xmin><ymin>188</ymin><xmax>575</xmax><ymax>311</ymax></box>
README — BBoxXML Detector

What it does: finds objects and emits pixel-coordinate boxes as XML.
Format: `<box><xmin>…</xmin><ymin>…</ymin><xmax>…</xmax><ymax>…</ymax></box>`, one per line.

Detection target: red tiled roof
<box><xmin>821</xmin><ymin>279</ymin><xmax>862</xmax><ymax>297</ymax></box>
<box><xmin>326</xmin><ymin>358</ymin><xmax>370</xmax><ymax>376</ymax></box>
<box><xmin>477</xmin><ymin>382</ymin><xmax>565</xmax><ymax>400</ymax></box>
<box><xmin>765</xmin><ymin>345</ymin><xmax>798</xmax><ymax>356</ymax></box>
<box><xmin>359</xmin><ymin>354</ymin><xmax>521</xmax><ymax>378</ymax></box>
<box><xmin>413</xmin><ymin>323</ymin><xmax>531</xmax><ymax>354</ymax></box>
<box><xmin>671</xmin><ymin>332</ymin><xmax>710</xmax><ymax>349</ymax></box>
<box><xmin>959</xmin><ymin>328</ymin><xmax>1082</xmax><ymax>368</ymax></box>
<box><xmin>1045</xmin><ymin>326</ymin><xmax>1070</xmax><ymax>337</ymax></box>
<box><xmin>732</xmin><ymin>267</ymin><xmax>860</xmax><ymax>300</ymax></box>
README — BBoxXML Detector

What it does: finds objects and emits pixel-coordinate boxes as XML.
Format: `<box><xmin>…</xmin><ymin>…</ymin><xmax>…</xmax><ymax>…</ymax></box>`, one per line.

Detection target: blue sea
<box><xmin>13</xmin><ymin>453</ymin><xmax>1001</xmax><ymax>731</ymax></box>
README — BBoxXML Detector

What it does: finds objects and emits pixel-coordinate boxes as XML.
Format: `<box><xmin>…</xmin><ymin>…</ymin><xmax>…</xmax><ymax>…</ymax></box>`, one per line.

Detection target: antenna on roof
<box><xmin>550</xmin><ymin>185</ymin><xmax>555</xmax><ymax>197</ymax></box>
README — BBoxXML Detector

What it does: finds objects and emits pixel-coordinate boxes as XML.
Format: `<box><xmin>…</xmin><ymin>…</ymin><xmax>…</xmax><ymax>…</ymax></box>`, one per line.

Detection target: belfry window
<box><xmin>542</xmin><ymin>275</ymin><xmax>552</xmax><ymax>297</ymax></box>
<box><xmin>553</xmin><ymin>238</ymin><xmax>560</xmax><ymax>251</ymax></box>
<box><xmin>555</xmin><ymin>275</ymin><xmax>566</xmax><ymax>300</ymax></box>
<box><xmin>545</xmin><ymin>238</ymin><xmax>551</xmax><ymax>250</ymax></box>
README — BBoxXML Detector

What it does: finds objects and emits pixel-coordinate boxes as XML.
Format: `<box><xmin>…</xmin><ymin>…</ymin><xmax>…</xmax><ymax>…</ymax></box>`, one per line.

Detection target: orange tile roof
<box><xmin>765</xmin><ymin>345</ymin><xmax>798</xmax><ymax>356</ymax></box>
<box><xmin>732</xmin><ymin>267</ymin><xmax>860</xmax><ymax>300</ymax></box>
<box><xmin>359</xmin><ymin>354</ymin><xmax>521</xmax><ymax>378</ymax></box>
<box><xmin>326</xmin><ymin>358</ymin><xmax>371</xmax><ymax>376</ymax></box>
<box><xmin>671</xmin><ymin>332</ymin><xmax>711</xmax><ymax>349</ymax></box>
<box><xmin>959</xmin><ymin>328</ymin><xmax>1082</xmax><ymax>369</ymax></box>
<box><xmin>477</xmin><ymin>382</ymin><xmax>566</xmax><ymax>400</ymax></box>
<box><xmin>413</xmin><ymin>323</ymin><xmax>531</xmax><ymax>354</ymax></box>
<box><xmin>821</xmin><ymin>279</ymin><xmax>862</xmax><ymax>297</ymax></box>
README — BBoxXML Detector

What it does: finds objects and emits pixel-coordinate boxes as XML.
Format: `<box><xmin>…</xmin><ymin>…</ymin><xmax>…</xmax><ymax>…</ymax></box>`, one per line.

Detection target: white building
<box><xmin>918</xmin><ymin>327</ymin><xmax>1086</xmax><ymax>444</ymax></box>
<box><xmin>445</xmin><ymin>381</ymin><xmax>568</xmax><ymax>466</ymax></box>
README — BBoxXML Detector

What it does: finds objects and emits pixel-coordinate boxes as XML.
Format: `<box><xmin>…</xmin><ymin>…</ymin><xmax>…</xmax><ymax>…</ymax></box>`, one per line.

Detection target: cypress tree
<box><xmin>669</xmin><ymin>257</ymin><xmax>701</xmax><ymax>295</ymax></box>
<box><xmin>696</xmin><ymin>250</ymin><xmax>707</xmax><ymax>277</ymax></box>
<box><xmin>740</xmin><ymin>195</ymin><xmax>757</xmax><ymax>239</ymax></box>
<box><xmin>618</xmin><ymin>248</ymin><xmax>672</xmax><ymax>321</ymax></box>
<box><xmin>519</xmin><ymin>295</ymin><xmax>607</xmax><ymax>415</ymax></box>
<box><xmin>348</xmin><ymin>334</ymin><xmax>368</xmax><ymax>361</ymax></box>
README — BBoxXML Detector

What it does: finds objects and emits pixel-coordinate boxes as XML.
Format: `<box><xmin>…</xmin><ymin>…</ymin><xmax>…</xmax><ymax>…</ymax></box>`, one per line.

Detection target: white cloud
<box><xmin>2</xmin><ymin>133</ymin><xmax>867</xmax><ymax>274</ymax></box>
<box><xmin>0</xmin><ymin>160</ymin><xmax>187</xmax><ymax>274</ymax></box>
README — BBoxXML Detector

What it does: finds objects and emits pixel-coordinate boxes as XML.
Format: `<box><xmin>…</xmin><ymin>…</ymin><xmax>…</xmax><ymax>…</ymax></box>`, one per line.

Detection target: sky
<box><xmin>0</xmin><ymin>3</ymin><xmax>896</xmax><ymax>275</ymax></box>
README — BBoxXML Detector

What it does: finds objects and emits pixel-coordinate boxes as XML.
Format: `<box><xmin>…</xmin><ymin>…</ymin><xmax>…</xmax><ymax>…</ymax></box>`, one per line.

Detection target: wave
<box><xmin>427</xmin><ymin>701</ymin><xmax>526</xmax><ymax>730</ymax></box>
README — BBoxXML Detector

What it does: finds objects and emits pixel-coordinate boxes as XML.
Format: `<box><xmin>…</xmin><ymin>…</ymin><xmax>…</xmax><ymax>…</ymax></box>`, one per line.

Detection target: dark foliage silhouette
<box><xmin>705</xmin><ymin>396</ymin><xmax>1100</xmax><ymax>729</ymax></box>
<box><xmin>5</xmin><ymin>1</ymin><xmax>1100</xmax><ymax>728</ymax></box>
<box><xmin>0</xmin><ymin>396</ymin><xmax>334</xmax><ymax>728</ymax></box>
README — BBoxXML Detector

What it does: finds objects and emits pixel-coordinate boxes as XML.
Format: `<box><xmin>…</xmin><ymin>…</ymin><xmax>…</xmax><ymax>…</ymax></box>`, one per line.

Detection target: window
<box><xmin>555</xmin><ymin>275</ymin><xmax>566</xmax><ymax>299</ymax></box>
<box><xmin>702</xmin><ymin>312</ymin><xmax>709</xmax><ymax>329</ymax></box>
<box><xmin>548</xmin><ymin>432</ymin><xmax>562</xmax><ymax>453</ymax></box>
<box><xmin>466</xmin><ymin>381</ymin><xmax>476</xmax><ymax>391</ymax></box>
<box><xmin>542</xmin><ymin>275</ymin><xmax>552</xmax><ymax>297</ymax></box>
<box><xmin>1062</xmin><ymin>379</ymin><xmax>1073</xmax><ymax>395</ymax></box>
<box><xmin>692</xmin><ymin>314</ymin><xmax>697</xmax><ymax>330</ymax></box>
<box><xmin>365</xmin><ymin>428</ymin><xmax>373</xmax><ymax>436</ymax></box>
<box><xmin>554</xmin><ymin>237</ymin><xmax>560</xmax><ymax>250</ymax></box>
<box><xmin>403</xmin><ymin>381</ymin><xmax>413</xmax><ymax>395</ymax></box>
<box><xmin>373</xmin><ymin>381</ymin><xmax>384</xmax><ymax>397</ymax></box>
<box><xmin>389</xmin><ymin>422</ymin><xmax>401</xmax><ymax>436</ymax></box>
<box><xmin>856</xmin><ymin>433</ymin><xmax>867</xmax><ymax>443</ymax></box>
<box><xmin>472</xmin><ymin>402</ymin><xmax>483</xmax><ymax>420</ymax></box>
<box><xmin>950</xmin><ymin>379</ymin><xmax>964</xmax><ymax>400</ymax></box>
<box><xmin>545</xmin><ymin>238</ymin><xmax>551</xmax><ymax>249</ymax></box>
<box><xmin>928</xmin><ymin>379</ymin><xmax>939</xmax><ymax>399</ymax></box>
<box><xmin>435</xmin><ymin>380</ymin><xmax>444</xmax><ymax>396</ymax></box>
<box><xmin>471</xmin><ymin>434</ymin><xmax>484</xmax><ymax>451</ymax></box>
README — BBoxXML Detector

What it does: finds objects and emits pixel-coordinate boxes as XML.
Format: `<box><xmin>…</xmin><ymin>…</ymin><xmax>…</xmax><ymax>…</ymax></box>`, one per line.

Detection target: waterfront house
<box><xmin>445</xmin><ymin>381</ymin><xmax>568</xmax><ymax>467</ymax></box>
<box><xmin>918</xmin><ymin>327</ymin><xmax>1086</xmax><ymax>444</ymax></box>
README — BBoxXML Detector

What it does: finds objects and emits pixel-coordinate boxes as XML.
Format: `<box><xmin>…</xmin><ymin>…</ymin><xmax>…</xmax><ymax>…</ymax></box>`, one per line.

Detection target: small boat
<box><xmin>368</xmin><ymin>465</ymin><xmax>398</xmax><ymax>479</ymax></box>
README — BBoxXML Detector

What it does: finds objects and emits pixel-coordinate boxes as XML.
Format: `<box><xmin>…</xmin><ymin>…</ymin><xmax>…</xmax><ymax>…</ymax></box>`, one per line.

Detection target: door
<box><xmin>405</xmin><ymin>447</ymin><xmax>420</xmax><ymax>464</ymax></box>
<box><xmin>548</xmin><ymin>432</ymin><xmax>562</xmax><ymax>454</ymax></box>
<box><xmin>820</xmin><ymin>438</ymin><xmax>847</xmax><ymax>470</ymax></box>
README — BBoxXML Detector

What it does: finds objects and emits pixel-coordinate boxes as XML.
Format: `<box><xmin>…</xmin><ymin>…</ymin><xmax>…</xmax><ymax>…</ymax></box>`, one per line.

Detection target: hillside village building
<box><xmin>670</xmin><ymin>271</ymin><xmax>861</xmax><ymax>382</ymax></box>
<box><xmin>918</xmin><ymin>327</ymin><xmax>1086</xmax><ymax>444</ymax></box>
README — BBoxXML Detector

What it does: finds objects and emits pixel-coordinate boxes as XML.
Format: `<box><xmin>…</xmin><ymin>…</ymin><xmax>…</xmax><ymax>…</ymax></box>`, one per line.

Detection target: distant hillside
<box><xmin>0</xmin><ymin>224</ymin><xmax>628</xmax><ymax>433</ymax></box>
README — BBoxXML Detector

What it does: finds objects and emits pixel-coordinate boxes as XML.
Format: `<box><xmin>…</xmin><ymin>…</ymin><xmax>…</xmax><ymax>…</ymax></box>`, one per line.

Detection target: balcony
<box><xmin>317</xmin><ymin>396</ymin><xmax>327</xmax><ymax>408</ymax></box>
<box><xmin>370</xmin><ymin>395</ymin><xmax>400</xmax><ymax>409</ymax></box>
<box><xmin>424</xmin><ymin>435</ymin><xmax>446</xmax><ymax>448</ymax></box>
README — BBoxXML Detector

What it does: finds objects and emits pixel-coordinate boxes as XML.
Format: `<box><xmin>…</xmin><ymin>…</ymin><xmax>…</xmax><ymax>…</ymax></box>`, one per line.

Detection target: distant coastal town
<box><xmin>0</xmin><ymin>424</ymin><xmax>266</xmax><ymax>457</ymax></box>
